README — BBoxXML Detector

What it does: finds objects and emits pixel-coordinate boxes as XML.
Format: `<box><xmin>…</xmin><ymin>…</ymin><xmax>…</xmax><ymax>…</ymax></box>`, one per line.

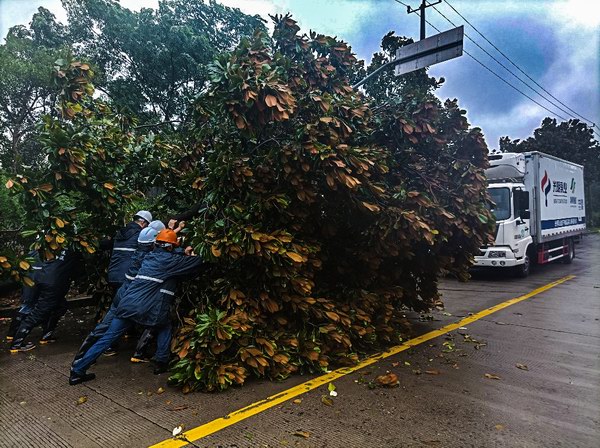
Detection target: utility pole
<box><xmin>407</xmin><ymin>0</ymin><xmax>442</xmax><ymax>40</ymax></box>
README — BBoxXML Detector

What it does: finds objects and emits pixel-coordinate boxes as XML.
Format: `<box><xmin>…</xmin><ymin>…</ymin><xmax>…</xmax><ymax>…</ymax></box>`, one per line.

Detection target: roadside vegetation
<box><xmin>4</xmin><ymin>0</ymin><xmax>596</xmax><ymax>392</ymax></box>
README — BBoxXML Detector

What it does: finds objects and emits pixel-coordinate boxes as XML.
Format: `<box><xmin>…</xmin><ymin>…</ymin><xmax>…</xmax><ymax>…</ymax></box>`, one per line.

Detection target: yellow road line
<box><xmin>150</xmin><ymin>274</ymin><xmax>575</xmax><ymax>448</ymax></box>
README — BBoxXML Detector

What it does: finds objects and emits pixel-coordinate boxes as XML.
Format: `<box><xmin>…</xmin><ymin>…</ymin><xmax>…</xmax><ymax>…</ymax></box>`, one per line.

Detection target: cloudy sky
<box><xmin>1</xmin><ymin>0</ymin><xmax>598</xmax><ymax>149</ymax></box>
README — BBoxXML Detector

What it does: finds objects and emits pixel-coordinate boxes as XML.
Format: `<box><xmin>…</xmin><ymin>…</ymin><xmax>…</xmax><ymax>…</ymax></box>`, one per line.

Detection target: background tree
<box><xmin>62</xmin><ymin>0</ymin><xmax>266</xmax><ymax>125</ymax></box>
<box><xmin>0</xmin><ymin>8</ymin><xmax>68</xmax><ymax>172</ymax></box>
<box><xmin>0</xmin><ymin>1</ymin><xmax>265</xmax><ymax>172</ymax></box>
<box><xmin>500</xmin><ymin>118</ymin><xmax>600</xmax><ymax>225</ymax></box>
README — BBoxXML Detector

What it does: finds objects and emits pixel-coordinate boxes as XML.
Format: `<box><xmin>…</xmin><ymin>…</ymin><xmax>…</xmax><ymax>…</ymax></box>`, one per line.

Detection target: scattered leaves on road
<box><xmin>172</xmin><ymin>425</ymin><xmax>183</xmax><ymax>437</ymax></box>
<box><xmin>516</xmin><ymin>363</ymin><xmax>529</xmax><ymax>371</ymax></box>
<box><xmin>375</xmin><ymin>372</ymin><xmax>399</xmax><ymax>387</ymax></box>
<box><xmin>495</xmin><ymin>424</ymin><xmax>505</xmax><ymax>431</ymax></box>
<box><xmin>76</xmin><ymin>396</ymin><xmax>87</xmax><ymax>405</ymax></box>
<box><xmin>484</xmin><ymin>373</ymin><xmax>501</xmax><ymax>380</ymax></box>
<box><xmin>157</xmin><ymin>387</ymin><xmax>165</xmax><ymax>394</ymax></box>
<box><xmin>293</xmin><ymin>399</ymin><xmax>302</xmax><ymax>404</ymax></box>
<box><xmin>293</xmin><ymin>431</ymin><xmax>310</xmax><ymax>438</ymax></box>
<box><xmin>328</xmin><ymin>382</ymin><xmax>337</xmax><ymax>396</ymax></box>
<box><xmin>168</xmin><ymin>405</ymin><xmax>189</xmax><ymax>411</ymax></box>
<box><xmin>321</xmin><ymin>395</ymin><xmax>334</xmax><ymax>406</ymax></box>
<box><xmin>425</xmin><ymin>369</ymin><xmax>441</xmax><ymax>375</ymax></box>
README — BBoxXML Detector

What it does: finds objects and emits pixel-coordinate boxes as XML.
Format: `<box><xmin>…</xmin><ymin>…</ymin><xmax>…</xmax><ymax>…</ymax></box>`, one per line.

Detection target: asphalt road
<box><xmin>0</xmin><ymin>234</ymin><xmax>598</xmax><ymax>448</ymax></box>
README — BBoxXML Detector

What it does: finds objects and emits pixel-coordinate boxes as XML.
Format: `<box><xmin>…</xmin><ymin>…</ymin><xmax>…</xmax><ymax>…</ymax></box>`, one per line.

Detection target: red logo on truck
<box><xmin>541</xmin><ymin>170</ymin><xmax>551</xmax><ymax>206</ymax></box>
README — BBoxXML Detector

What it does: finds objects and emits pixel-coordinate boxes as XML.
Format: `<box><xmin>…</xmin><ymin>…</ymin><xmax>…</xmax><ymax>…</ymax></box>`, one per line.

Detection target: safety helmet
<box><xmin>134</xmin><ymin>210</ymin><xmax>152</xmax><ymax>224</ymax></box>
<box><xmin>156</xmin><ymin>229</ymin><xmax>179</xmax><ymax>246</ymax></box>
<box><xmin>138</xmin><ymin>227</ymin><xmax>159</xmax><ymax>244</ymax></box>
<box><xmin>149</xmin><ymin>220</ymin><xmax>166</xmax><ymax>232</ymax></box>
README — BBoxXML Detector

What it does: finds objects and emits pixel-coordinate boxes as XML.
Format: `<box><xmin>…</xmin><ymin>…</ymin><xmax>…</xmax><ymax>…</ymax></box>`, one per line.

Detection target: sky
<box><xmin>1</xmin><ymin>0</ymin><xmax>598</xmax><ymax>149</ymax></box>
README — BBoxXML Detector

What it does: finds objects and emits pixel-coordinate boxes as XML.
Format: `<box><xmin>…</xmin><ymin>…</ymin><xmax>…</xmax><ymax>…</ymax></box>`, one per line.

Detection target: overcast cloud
<box><xmin>1</xmin><ymin>0</ymin><xmax>598</xmax><ymax>149</ymax></box>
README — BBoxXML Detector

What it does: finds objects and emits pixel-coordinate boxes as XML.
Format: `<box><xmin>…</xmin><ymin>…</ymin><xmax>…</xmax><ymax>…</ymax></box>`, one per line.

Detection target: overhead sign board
<box><xmin>395</xmin><ymin>26</ymin><xmax>464</xmax><ymax>76</ymax></box>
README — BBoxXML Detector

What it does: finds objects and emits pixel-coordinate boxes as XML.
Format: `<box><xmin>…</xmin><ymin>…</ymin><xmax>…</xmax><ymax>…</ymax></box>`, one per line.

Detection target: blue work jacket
<box><xmin>115</xmin><ymin>248</ymin><xmax>203</xmax><ymax>327</ymax></box>
<box><xmin>107</xmin><ymin>221</ymin><xmax>143</xmax><ymax>284</ymax></box>
<box><xmin>40</xmin><ymin>249</ymin><xmax>82</xmax><ymax>295</ymax></box>
<box><xmin>112</xmin><ymin>242</ymin><xmax>154</xmax><ymax>308</ymax></box>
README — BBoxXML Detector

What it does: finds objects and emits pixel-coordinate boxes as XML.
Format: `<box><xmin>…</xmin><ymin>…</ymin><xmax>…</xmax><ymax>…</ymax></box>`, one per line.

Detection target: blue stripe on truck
<box><xmin>541</xmin><ymin>216</ymin><xmax>585</xmax><ymax>230</ymax></box>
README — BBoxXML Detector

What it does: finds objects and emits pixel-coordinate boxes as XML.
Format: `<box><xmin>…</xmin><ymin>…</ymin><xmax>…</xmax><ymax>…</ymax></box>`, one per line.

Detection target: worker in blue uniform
<box><xmin>5</xmin><ymin>251</ymin><xmax>43</xmax><ymax>341</ymax></box>
<box><xmin>9</xmin><ymin>249</ymin><xmax>82</xmax><ymax>352</ymax></box>
<box><xmin>69</xmin><ymin>229</ymin><xmax>203</xmax><ymax>385</ymax></box>
<box><xmin>71</xmin><ymin>227</ymin><xmax>159</xmax><ymax>363</ymax></box>
<box><xmin>103</xmin><ymin>210</ymin><xmax>152</xmax><ymax>292</ymax></box>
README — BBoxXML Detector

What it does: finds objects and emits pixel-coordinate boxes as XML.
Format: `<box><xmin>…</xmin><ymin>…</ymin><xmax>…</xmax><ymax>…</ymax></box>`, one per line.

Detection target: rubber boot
<box><xmin>131</xmin><ymin>329</ymin><xmax>154</xmax><ymax>363</ymax></box>
<box><xmin>72</xmin><ymin>334</ymin><xmax>99</xmax><ymax>363</ymax></box>
<box><xmin>9</xmin><ymin>327</ymin><xmax>35</xmax><ymax>353</ymax></box>
<box><xmin>69</xmin><ymin>371</ymin><xmax>96</xmax><ymax>385</ymax></box>
<box><xmin>6</xmin><ymin>312</ymin><xmax>26</xmax><ymax>341</ymax></box>
<box><xmin>152</xmin><ymin>360</ymin><xmax>169</xmax><ymax>375</ymax></box>
<box><xmin>40</xmin><ymin>313</ymin><xmax>63</xmax><ymax>344</ymax></box>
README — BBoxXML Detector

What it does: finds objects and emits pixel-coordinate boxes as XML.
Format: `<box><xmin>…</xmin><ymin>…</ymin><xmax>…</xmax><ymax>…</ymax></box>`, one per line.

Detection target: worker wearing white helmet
<box><xmin>104</xmin><ymin>211</ymin><xmax>153</xmax><ymax>291</ymax></box>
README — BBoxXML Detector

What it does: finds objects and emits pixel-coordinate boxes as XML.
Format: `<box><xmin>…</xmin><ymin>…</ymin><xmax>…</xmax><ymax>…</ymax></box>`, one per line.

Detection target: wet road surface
<box><xmin>1</xmin><ymin>234</ymin><xmax>598</xmax><ymax>447</ymax></box>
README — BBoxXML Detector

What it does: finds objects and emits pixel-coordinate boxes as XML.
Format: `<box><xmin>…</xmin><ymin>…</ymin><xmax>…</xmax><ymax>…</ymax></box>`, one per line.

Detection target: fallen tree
<box><xmin>168</xmin><ymin>16</ymin><xmax>494</xmax><ymax>391</ymax></box>
<box><xmin>1</xmin><ymin>14</ymin><xmax>493</xmax><ymax>392</ymax></box>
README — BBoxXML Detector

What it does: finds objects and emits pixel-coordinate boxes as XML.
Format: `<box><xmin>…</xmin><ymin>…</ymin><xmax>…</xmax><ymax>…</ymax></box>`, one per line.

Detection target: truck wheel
<box><xmin>514</xmin><ymin>255</ymin><xmax>530</xmax><ymax>278</ymax></box>
<box><xmin>563</xmin><ymin>239</ymin><xmax>574</xmax><ymax>264</ymax></box>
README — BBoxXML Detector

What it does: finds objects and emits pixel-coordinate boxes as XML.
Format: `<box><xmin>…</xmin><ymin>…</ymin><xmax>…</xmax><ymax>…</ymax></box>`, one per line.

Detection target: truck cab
<box><xmin>475</xmin><ymin>153</ymin><xmax>533</xmax><ymax>276</ymax></box>
<box><xmin>474</xmin><ymin>151</ymin><xmax>584</xmax><ymax>277</ymax></box>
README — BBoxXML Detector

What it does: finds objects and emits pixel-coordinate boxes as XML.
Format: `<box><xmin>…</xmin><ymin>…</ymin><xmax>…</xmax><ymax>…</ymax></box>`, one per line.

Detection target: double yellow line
<box><xmin>151</xmin><ymin>274</ymin><xmax>575</xmax><ymax>448</ymax></box>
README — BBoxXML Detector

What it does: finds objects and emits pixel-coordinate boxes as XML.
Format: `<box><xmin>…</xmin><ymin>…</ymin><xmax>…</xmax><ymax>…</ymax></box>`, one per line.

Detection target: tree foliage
<box><xmin>0</xmin><ymin>7</ymin><xmax>68</xmax><ymax>171</ymax></box>
<box><xmin>167</xmin><ymin>16</ymin><xmax>493</xmax><ymax>392</ymax></box>
<box><xmin>500</xmin><ymin>118</ymin><xmax>600</xmax><ymax>224</ymax></box>
<box><xmin>1</xmin><ymin>10</ymin><xmax>493</xmax><ymax>392</ymax></box>
<box><xmin>0</xmin><ymin>1</ymin><xmax>265</xmax><ymax>172</ymax></box>
<box><xmin>62</xmin><ymin>0</ymin><xmax>266</xmax><ymax>124</ymax></box>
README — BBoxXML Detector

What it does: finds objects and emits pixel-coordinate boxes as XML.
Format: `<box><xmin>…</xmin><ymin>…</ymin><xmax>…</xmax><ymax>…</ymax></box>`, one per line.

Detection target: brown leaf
<box><xmin>321</xmin><ymin>395</ymin><xmax>334</xmax><ymax>406</ymax></box>
<box><xmin>5</xmin><ymin>179</ymin><xmax>14</xmax><ymax>189</ymax></box>
<box><xmin>293</xmin><ymin>431</ymin><xmax>310</xmax><ymax>438</ymax></box>
<box><xmin>375</xmin><ymin>373</ymin><xmax>399</xmax><ymax>387</ymax></box>
<box><xmin>76</xmin><ymin>396</ymin><xmax>87</xmax><ymax>405</ymax></box>
<box><xmin>168</xmin><ymin>405</ymin><xmax>189</xmax><ymax>411</ymax></box>
<box><xmin>293</xmin><ymin>399</ymin><xmax>302</xmax><ymax>404</ymax></box>
<box><xmin>425</xmin><ymin>369</ymin><xmax>440</xmax><ymax>375</ymax></box>
<box><xmin>157</xmin><ymin>387</ymin><xmax>165</xmax><ymax>394</ymax></box>
<box><xmin>265</xmin><ymin>94</ymin><xmax>278</xmax><ymax>107</ymax></box>
<box><xmin>484</xmin><ymin>373</ymin><xmax>501</xmax><ymax>380</ymax></box>
<box><xmin>495</xmin><ymin>424</ymin><xmax>505</xmax><ymax>431</ymax></box>
<box><xmin>515</xmin><ymin>363</ymin><xmax>529</xmax><ymax>371</ymax></box>
<box><xmin>286</xmin><ymin>252</ymin><xmax>304</xmax><ymax>263</ymax></box>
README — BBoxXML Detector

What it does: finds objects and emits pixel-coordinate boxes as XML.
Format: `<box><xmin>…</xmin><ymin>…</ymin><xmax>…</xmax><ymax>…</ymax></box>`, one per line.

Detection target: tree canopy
<box><xmin>1</xmin><ymin>6</ymin><xmax>494</xmax><ymax>392</ymax></box>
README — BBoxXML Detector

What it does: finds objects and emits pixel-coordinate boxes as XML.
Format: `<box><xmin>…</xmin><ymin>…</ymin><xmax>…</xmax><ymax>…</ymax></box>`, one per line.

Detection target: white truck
<box><xmin>474</xmin><ymin>151</ymin><xmax>586</xmax><ymax>277</ymax></box>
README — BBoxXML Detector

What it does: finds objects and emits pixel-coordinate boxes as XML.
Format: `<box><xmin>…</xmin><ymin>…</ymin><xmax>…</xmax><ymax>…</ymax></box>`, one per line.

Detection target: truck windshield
<box><xmin>488</xmin><ymin>187</ymin><xmax>511</xmax><ymax>221</ymax></box>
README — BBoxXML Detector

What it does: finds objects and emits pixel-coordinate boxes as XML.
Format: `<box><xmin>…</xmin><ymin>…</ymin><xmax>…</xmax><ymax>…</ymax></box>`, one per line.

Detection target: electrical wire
<box><xmin>394</xmin><ymin>0</ymin><xmax>600</xmax><ymax>139</ymax></box>
<box><xmin>431</xmin><ymin>1</ymin><xmax>600</xmax><ymax>138</ymax></box>
<box><xmin>427</xmin><ymin>2</ymin><xmax>574</xmax><ymax>121</ymax></box>
<box><xmin>443</xmin><ymin>0</ymin><xmax>598</xmax><ymax>128</ymax></box>
<box><xmin>393</xmin><ymin>1</ymin><xmax>571</xmax><ymax>121</ymax></box>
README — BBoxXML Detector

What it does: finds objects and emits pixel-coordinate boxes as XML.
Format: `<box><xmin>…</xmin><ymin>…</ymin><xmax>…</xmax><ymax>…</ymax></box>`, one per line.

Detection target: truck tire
<box><xmin>562</xmin><ymin>239</ymin><xmax>575</xmax><ymax>264</ymax></box>
<box><xmin>514</xmin><ymin>254</ymin><xmax>530</xmax><ymax>278</ymax></box>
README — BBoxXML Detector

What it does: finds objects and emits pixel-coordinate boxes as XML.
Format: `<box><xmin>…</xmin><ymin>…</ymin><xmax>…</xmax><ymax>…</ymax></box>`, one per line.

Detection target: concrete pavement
<box><xmin>1</xmin><ymin>234</ymin><xmax>598</xmax><ymax>447</ymax></box>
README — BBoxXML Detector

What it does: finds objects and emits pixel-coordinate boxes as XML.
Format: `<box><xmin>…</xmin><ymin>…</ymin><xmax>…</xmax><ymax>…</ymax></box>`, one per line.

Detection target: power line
<box><xmin>393</xmin><ymin>1</ymin><xmax>571</xmax><ymax>121</ymax></box>
<box><xmin>443</xmin><ymin>0</ymin><xmax>598</xmax><ymax>128</ymax></box>
<box><xmin>429</xmin><ymin>1</ymin><xmax>600</xmax><ymax>139</ymax></box>
<box><xmin>427</xmin><ymin>2</ymin><xmax>574</xmax><ymax>121</ymax></box>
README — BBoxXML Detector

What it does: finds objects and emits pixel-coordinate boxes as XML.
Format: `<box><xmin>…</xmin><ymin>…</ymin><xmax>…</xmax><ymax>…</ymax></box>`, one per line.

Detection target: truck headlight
<box><xmin>488</xmin><ymin>251</ymin><xmax>506</xmax><ymax>258</ymax></box>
